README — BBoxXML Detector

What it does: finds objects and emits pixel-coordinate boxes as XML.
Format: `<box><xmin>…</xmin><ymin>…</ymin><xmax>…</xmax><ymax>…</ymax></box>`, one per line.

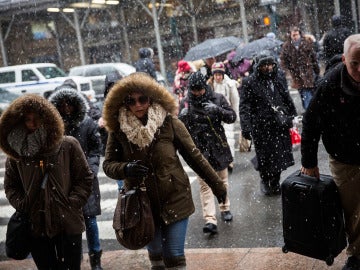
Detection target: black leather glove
<box><xmin>216</xmin><ymin>191</ymin><xmax>227</xmax><ymax>204</ymax></box>
<box><xmin>124</xmin><ymin>160</ymin><xmax>149</xmax><ymax>178</ymax></box>
<box><xmin>242</xmin><ymin>131</ymin><xmax>252</xmax><ymax>141</ymax></box>
<box><xmin>203</xmin><ymin>102</ymin><xmax>220</xmax><ymax>114</ymax></box>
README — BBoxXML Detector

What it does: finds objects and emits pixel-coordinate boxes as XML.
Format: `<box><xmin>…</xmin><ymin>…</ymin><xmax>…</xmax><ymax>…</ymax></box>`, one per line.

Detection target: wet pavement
<box><xmin>0</xmin><ymin>247</ymin><xmax>348</xmax><ymax>269</ymax></box>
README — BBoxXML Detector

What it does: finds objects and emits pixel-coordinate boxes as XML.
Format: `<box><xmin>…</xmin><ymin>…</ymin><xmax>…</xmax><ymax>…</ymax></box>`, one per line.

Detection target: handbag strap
<box><xmin>206</xmin><ymin>116</ymin><xmax>228</xmax><ymax>147</ymax></box>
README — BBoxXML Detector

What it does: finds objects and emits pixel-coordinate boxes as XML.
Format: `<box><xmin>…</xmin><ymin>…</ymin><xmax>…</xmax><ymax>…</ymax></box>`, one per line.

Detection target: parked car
<box><xmin>68</xmin><ymin>63</ymin><xmax>136</xmax><ymax>100</ymax></box>
<box><xmin>0</xmin><ymin>87</ymin><xmax>20</xmax><ymax>114</ymax></box>
<box><xmin>0</xmin><ymin>63</ymin><xmax>95</xmax><ymax>101</ymax></box>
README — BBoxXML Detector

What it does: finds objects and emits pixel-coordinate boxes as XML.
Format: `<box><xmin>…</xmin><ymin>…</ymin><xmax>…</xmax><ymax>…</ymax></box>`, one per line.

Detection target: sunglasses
<box><xmin>125</xmin><ymin>95</ymin><xmax>150</xmax><ymax>106</ymax></box>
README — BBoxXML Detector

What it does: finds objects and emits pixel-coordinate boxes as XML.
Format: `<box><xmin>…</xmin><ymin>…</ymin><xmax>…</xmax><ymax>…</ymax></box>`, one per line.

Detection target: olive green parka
<box><xmin>102</xmin><ymin>72</ymin><xmax>226</xmax><ymax>225</ymax></box>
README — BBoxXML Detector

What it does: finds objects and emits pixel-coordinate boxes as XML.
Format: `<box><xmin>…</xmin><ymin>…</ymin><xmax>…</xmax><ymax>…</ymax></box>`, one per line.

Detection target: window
<box><xmin>0</xmin><ymin>71</ymin><xmax>15</xmax><ymax>84</ymax></box>
<box><xmin>37</xmin><ymin>66</ymin><xmax>66</xmax><ymax>79</ymax></box>
<box><xmin>86</xmin><ymin>67</ymin><xmax>103</xmax><ymax>76</ymax></box>
<box><xmin>22</xmin><ymin>69</ymin><xmax>38</xmax><ymax>82</ymax></box>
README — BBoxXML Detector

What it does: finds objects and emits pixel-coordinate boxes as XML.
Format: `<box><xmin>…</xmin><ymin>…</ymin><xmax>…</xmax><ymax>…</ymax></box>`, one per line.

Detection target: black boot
<box><xmin>89</xmin><ymin>250</ymin><xmax>103</xmax><ymax>270</ymax></box>
<box><xmin>270</xmin><ymin>174</ymin><xmax>281</xmax><ymax>196</ymax></box>
<box><xmin>260</xmin><ymin>179</ymin><xmax>272</xmax><ymax>196</ymax></box>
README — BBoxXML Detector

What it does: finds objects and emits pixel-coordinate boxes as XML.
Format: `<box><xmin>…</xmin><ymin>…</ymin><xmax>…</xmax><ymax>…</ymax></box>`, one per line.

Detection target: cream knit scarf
<box><xmin>118</xmin><ymin>102</ymin><xmax>167</xmax><ymax>149</ymax></box>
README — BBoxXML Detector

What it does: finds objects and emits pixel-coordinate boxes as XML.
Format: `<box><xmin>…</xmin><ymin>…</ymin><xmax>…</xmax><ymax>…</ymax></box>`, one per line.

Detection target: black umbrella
<box><xmin>232</xmin><ymin>37</ymin><xmax>283</xmax><ymax>62</ymax></box>
<box><xmin>183</xmin><ymin>36</ymin><xmax>242</xmax><ymax>61</ymax></box>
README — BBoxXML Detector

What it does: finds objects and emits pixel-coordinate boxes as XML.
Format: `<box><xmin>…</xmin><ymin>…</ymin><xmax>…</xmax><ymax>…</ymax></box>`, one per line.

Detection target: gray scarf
<box><xmin>7</xmin><ymin>125</ymin><xmax>47</xmax><ymax>157</ymax></box>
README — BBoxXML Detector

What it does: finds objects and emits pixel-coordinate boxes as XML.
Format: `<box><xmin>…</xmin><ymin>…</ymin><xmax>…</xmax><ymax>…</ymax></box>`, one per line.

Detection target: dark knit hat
<box><xmin>188</xmin><ymin>71</ymin><xmax>207</xmax><ymax>90</ymax></box>
<box><xmin>254</xmin><ymin>50</ymin><xmax>276</xmax><ymax>68</ymax></box>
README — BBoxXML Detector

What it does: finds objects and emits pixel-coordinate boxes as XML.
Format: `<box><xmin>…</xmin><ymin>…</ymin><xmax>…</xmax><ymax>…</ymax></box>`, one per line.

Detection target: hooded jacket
<box><xmin>102</xmin><ymin>72</ymin><xmax>226</xmax><ymax>225</ymax></box>
<box><xmin>49</xmin><ymin>88</ymin><xmax>102</xmax><ymax>217</ymax></box>
<box><xmin>240</xmin><ymin>61</ymin><xmax>297</xmax><ymax>174</ymax></box>
<box><xmin>0</xmin><ymin>94</ymin><xmax>93</xmax><ymax>238</ymax></box>
<box><xmin>178</xmin><ymin>79</ymin><xmax>237</xmax><ymax>171</ymax></box>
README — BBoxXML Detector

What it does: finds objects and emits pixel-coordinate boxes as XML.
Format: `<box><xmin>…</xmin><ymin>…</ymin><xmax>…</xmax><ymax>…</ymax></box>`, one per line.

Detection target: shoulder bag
<box><xmin>112</xmin><ymin>130</ymin><xmax>161</xmax><ymax>250</ymax></box>
<box><xmin>271</xmin><ymin>105</ymin><xmax>293</xmax><ymax>129</ymax></box>
<box><xmin>112</xmin><ymin>181</ymin><xmax>155</xmax><ymax>250</ymax></box>
<box><xmin>5</xmin><ymin>170</ymin><xmax>49</xmax><ymax>260</ymax></box>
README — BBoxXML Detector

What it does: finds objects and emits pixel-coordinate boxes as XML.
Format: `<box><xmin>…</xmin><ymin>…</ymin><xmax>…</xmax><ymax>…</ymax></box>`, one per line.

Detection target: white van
<box><xmin>69</xmin><ymin>63</ymin><xmax>136</xmax><ymax>100</ymax></box>
<box><xmin>0</xmin><ymin>63</ymin><xmax>96</xmax><ymax>101</ymax></box>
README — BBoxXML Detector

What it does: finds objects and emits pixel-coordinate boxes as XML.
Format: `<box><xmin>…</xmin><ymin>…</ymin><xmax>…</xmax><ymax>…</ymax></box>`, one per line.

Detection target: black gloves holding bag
<box><xmin>124</xmin><ymin>160</ymin><xmax>149</xmax><ymax>178</ymax></box>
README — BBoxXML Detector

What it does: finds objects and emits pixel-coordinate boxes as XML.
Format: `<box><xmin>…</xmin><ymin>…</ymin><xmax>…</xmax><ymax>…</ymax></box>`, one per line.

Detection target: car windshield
<box><xmin>37</xmin><ymin>66</ymin><xmax>66</xmax><ymax>79</ymax></box>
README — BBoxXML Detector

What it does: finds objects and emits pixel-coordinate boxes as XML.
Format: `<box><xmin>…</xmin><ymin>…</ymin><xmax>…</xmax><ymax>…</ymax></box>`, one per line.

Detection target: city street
<box><xmin>0</xmin><ymin>90</ymin><xmax>332</xmax><ymax>261</ymax></box>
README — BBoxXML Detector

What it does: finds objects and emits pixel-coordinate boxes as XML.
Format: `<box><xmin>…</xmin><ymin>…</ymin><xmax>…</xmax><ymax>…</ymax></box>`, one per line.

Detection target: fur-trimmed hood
<box><xmin>103</xmin><ymin>72</ymin><xmax>178</xmax><ymax>132</ymax></box>
<box><xmin>0</xmin><ymin>94</ymin><xmax>64</xmax><ymax>160</ymax></box>
<box><xmin>48</xmin><ymin>87</ymin><xmax>89</xmax><ymax>128</ymax></box>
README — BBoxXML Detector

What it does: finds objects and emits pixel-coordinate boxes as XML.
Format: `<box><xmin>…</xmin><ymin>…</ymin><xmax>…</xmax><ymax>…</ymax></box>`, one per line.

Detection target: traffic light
<box><xmin>263</xmin><ymin>15</ymin><xmax>271</xmax><ymax>26</ymax></box>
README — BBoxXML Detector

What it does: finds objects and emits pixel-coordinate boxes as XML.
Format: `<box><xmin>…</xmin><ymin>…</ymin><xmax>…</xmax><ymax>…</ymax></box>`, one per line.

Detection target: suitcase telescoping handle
<box><xmin>292</xmin><ymin>182</ymin><xmax>311</xmax><ymax>192</ymax></box>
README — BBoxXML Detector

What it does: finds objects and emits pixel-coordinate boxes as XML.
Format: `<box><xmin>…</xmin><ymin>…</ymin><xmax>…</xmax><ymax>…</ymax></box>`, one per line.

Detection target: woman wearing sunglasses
<box><xmin>102</xmin><ymin>72</ymin><xmax>227</xmax><ymax>270</ymax></box>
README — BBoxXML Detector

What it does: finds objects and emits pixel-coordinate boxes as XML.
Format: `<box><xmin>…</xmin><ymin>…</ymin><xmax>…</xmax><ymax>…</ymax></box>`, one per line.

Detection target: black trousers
<box><xmin>260</xmin><ymin>171</ymin><xmax>281</xmax><ymax>184</ymax></box>
<box><xmin>30</xmin><ymin>233</ymin><xmax>82</xmax><ymax>270</ymax></box>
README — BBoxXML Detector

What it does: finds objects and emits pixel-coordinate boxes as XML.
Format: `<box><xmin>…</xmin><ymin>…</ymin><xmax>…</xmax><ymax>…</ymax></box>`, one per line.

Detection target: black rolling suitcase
<box><xmin>281</xmin><ymin>170</ymin><xmax>347</xmax><ymax>265</ymax></box>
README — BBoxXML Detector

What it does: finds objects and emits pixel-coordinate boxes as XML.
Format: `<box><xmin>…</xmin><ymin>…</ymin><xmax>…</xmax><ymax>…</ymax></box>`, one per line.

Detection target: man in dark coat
<box><xmin>322</xmin><ymin>15</ymin><xmax>352</xmax><ymax>70</ymax></box>
<box><xmin>134</xmin><ymin>47</ymin><xmax>157</xmax><ymax>80</ymax></box>
<box><xmin>240</xmin><ymin>51</ymin><xmax>297</xmax><ymax>195</ymax></box>
<box><xmin>178</xmin><ymin>71</ymin><xmax>236</xmax><ymax>235</ymax></box>
<box><xmin>301</xmin><ymin>34</ymin><xmax>360</xmax><ymax>270</ymax></box>
<box><xmin>48</xmin><ymin>88</ymin><xmax>103</xmax><ymax>270</ymax></box>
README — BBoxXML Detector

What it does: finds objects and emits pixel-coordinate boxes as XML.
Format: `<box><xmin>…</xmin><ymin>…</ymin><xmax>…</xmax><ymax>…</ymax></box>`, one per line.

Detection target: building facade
<box><xmin>0</xmin><ymin>0</ymin><xmax>356</xmax><ymax>73</ymax></box>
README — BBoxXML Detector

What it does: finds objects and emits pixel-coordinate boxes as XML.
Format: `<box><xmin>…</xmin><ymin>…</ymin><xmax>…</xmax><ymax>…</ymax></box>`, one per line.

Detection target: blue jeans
<box><xmin>84</xmin><ymin>216</ymin><xmax>101</xmax><ymax>253</ymax></box>
<box><xmin>299</xmin><ymin>87</ymin><xmax>314</xmax><ymax>110</ymax></box>
<box><xmin>147</xmin><ymin>218</ymin><xmax>188</xmax><ymax>259</ymax></box>
<box><xmin>117</xmin><ymin>180</ymin><xmax>124</xmax><ymax>191</ymax></box>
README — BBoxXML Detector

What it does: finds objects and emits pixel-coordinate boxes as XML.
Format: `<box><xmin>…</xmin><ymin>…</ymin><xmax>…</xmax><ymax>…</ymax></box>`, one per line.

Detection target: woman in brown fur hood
<box><xmin>0</xmin><ymin>94</ymin><xmax>93</xmax><ymax>269</ymax></box>
<box><xmin>102</xmin><ymin>72</ymin><xmax>227</xmax><ymax>269</ymax></box>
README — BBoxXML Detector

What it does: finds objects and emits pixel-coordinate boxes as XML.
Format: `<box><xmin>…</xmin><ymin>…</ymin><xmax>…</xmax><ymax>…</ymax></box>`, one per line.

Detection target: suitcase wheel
<box><xmin>282</xmin><ymin>245</ymin><xmax>288</xmax><ymax>253</ymax></box>
<box><xmin>326</xmin><ymin>255</ymin><xmax>334</xmax><ymax>266</ymax></box>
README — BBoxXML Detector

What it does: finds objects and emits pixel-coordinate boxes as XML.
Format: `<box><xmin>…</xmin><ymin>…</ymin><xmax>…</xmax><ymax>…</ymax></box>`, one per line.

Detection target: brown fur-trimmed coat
<box><xmin>0</xmin><ymin>94</ymin><xmax>93</xmax><ymax>238</ymax></box>
<box><xmin>102</xmin><ymin>73</ymin><xmax>226</xmax><ymax>225</ymax></box>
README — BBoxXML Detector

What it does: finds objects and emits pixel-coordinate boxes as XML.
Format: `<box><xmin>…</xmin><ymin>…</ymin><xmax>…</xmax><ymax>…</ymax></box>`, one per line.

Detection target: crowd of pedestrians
<box><xmin>0</xmin><ymin>19</ymin><xmax>359</xmax><ymax>270</ymax></box>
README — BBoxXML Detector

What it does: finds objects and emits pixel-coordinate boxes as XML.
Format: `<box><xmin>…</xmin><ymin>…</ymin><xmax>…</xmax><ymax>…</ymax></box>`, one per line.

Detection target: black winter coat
<box><xmin>179</xmin><ymin>86</ymin><xmax>236</xmax><ymax>171</ymax></box>
<box><xmin>323</xmin><ymin>26</ymin><xmax>352</xmax><ymax>64</ymax></box>
<box><xmin>301</xmin><ymin>63</ymin><xmax>360</xmax><ymax>167</ymax></box>
<box><xmin>49</xmin><ymin>89</ymin><xmax>102</xmax><ymax>217</ymax></box>
<box><xmin>134</xmin><ymin>48</ymin><xmax>157</xmax><ymax>80</ymax></box>
<box><xmin>240</xmin><ymin>69</ymin><xmax>297</xmax><ymax>175</ymax></box>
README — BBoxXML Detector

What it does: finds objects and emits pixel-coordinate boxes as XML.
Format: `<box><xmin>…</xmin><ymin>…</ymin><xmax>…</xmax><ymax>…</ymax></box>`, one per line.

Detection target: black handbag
<box><xmin>5</xmin><ymin>211</ymin><xmax>31</xmax><ymax>260</ymax></box>
<box><xmin>112</xmin><ymin>182</ymin><xmax>155</xmax><ymax>250</ymax></box>
<box><xmin>5</xmin><ymin>171</ymin><xmax>49</xmax><ymax>260</ymax></box>
<box><xmin>272</xmin><ymin>105</ymin><xmax>293</xmax><ymax>128</ymax></box>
